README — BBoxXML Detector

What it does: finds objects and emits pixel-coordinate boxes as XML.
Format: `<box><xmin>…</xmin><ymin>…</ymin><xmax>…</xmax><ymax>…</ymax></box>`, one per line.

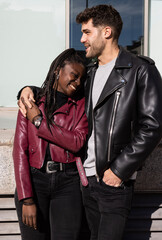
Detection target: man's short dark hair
<box><xmin>76</xmin><ymin>4</ymin><xmax>123</xmax><ymax>41</ymax></box>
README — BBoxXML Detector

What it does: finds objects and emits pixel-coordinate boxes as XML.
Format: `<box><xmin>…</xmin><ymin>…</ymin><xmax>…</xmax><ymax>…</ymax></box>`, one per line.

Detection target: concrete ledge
<box><xmin>0</xmin><ymin>129</ymin><xmax>15</xmax><ymax>146</ymax></box>
<box><xmin>0</xmin><ymin>107</ymin><xmax>18</xmax><ymax>129</ymax></box>
<box><xmin>0</xmin><ymin>129</ymin><xmax>16</xmax><ymax>194</ymax></box>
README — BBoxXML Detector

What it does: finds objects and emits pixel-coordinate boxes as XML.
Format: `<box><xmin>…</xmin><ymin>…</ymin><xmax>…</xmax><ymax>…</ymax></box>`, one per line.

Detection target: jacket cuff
<box><xmin>17</xmin><ymin>86</ymin><xmax>40</xmax><ymax>100</ymax></box>
<box><xmin>110</xmin><ymin>165</ymin><xmax>128</xmax><ymax>182</ymax></box>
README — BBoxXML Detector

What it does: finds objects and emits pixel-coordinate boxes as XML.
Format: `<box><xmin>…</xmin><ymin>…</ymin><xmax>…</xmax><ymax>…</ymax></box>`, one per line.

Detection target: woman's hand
<box><xmin>22</xmin><ymin>202</ymin><xmax>37</xmax><ymax>230</ymax></box>
<box><xmin>21</xmin><ymin>97</ymin><xmax>41</xmax><ymax>123</ymax></box>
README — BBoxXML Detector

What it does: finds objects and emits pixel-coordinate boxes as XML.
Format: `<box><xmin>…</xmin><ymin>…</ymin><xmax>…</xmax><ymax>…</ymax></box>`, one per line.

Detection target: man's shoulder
<box><xmin>136</xmin><ymin>55</ymin><xmax>155</xmax><ymax>65</ymax></box>
<box><xmin>119</xmin><ymin>47</ymin><xmax>155</xmax><ymax>67</ymax></box>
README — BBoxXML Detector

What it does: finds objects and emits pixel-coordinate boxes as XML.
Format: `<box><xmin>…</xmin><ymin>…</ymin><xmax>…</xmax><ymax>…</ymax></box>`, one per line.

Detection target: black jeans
<box><xmin>81</xmin><ymin>176</ymin><xmax>134</xmax><ymax>240</ymax></box>
<box><xmin>15</xmin><ymin>167</ymin><xmax>84</xmax><ymax>240</ymax></box>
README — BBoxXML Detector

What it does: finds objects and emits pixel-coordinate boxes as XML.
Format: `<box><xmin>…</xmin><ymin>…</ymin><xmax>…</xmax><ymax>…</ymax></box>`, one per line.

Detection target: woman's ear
<box><xmin>53</xmin><ymin>67</ymin><xmax>60</xmax><ymax>89</ymax></box>
<box><xmin>54</xmin><ymin>67</ymin><xmax>60</xmax><ymax>80</ymax></box>
<box><xmin>56</xmin><ymin>74</ymin><xmax>59</xmax><ymax>80</ymax></box>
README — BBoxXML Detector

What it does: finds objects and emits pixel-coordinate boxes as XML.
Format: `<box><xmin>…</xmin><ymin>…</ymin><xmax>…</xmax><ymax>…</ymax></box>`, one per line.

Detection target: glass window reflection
<box><xmin>70</xmin><ymin>0</ymin><xmax>144</xmax><ymax>55</ymax></box>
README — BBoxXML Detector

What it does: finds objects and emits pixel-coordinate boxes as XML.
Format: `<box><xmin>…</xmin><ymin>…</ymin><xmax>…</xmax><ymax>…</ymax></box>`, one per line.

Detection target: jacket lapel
<box><xmin>85</xmin><ymin>65</ymin><xmax>97</xmax><ymax>117</ymax></box>
<box><xmin>94</xmin><ymin>47</ymin><xmax>133</xmax><ymax>109</ymax></box>
<box><xmin>94</xmin><ymin>69</ymin><xmax>126</xmax><ymax>109</ymax></box>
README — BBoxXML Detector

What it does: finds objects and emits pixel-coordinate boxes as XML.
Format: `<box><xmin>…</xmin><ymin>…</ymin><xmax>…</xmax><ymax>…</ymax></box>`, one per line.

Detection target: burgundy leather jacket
<box><xmin>13</xmin><ymin>97</ymin><xmax>88</xmax><ymax>200</ymax></box>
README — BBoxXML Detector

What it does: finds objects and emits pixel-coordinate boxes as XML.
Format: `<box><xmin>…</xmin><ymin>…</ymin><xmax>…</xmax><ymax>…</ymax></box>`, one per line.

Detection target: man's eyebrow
<box><xmin>82</xmin><ymin>29</ymin><xmax>90</xmax><ymax>33</ymax></box>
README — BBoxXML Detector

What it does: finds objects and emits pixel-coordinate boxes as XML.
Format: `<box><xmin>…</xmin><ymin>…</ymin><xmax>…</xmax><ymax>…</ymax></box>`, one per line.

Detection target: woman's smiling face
<box><xmin>57</xmin><ymin>62</ymin><xmax>85</xmax><ymax>96</ymax></box>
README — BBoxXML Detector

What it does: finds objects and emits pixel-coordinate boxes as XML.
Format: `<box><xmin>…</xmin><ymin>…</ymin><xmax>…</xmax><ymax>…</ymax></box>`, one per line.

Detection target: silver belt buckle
<box><xmin>46</xmin><ymin>161</ymin><xmax>63</xmax><ymax>173</ymax></box>
<box><xmin>46</xmin><ymin>161</ymin><xmax>57</xmax><ymax>173</ymax></box>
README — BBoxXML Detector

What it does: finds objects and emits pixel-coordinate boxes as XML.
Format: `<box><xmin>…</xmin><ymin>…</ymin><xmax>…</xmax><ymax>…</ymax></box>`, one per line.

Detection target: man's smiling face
<box><xmin>80</xmin><ymin>19</ymin><xmax>105</xmax><ymax>58</ymax></box>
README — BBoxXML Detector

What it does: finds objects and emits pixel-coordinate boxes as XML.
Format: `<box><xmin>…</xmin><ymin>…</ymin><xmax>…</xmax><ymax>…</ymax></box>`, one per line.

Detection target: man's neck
<box><xmin>98</xmin><ymin>43</ymin><xmax>119</xmax><ymax>65</ymax></box>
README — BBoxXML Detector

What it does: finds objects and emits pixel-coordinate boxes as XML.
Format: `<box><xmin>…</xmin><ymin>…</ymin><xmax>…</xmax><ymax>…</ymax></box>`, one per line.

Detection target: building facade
<box><xmin>0</xmin><ymin>0</ymin><xmax>162</xmax><ymax>111</ymax></box>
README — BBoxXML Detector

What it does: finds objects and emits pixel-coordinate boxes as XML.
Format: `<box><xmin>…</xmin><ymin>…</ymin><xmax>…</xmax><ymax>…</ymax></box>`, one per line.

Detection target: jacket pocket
<box><xmin>107</xmin><ymin>91</ymin><xmax>121</xmax><ymax>162</ymax></box>
<box><xmin>111</xmin><ymin>143</ymin><xmax>129</xmax><ymax>162</ymax></box>
<box><xmin>113</xmin><ymin>143</ymin><xmax>128</xmax><ymax>154</ymax></box>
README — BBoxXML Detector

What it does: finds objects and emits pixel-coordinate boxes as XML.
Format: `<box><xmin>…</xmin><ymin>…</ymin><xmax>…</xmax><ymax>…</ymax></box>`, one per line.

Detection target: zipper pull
<box><xmin>95</xmin><ymin>174</ymin><xmax>100</xmax><ymax>182</ymax></box>
<box><xmin>66</xmin><ymin>150</ymin><xmax>70</xmax><ymax>162</ymax></box>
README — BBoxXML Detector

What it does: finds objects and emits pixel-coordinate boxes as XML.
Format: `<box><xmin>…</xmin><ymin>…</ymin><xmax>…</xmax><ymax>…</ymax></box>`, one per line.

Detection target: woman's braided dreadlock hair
<box><xmin>36</xmin><ymin>48</ymin><xmax>85</xmax><ymax>129</ymax></box>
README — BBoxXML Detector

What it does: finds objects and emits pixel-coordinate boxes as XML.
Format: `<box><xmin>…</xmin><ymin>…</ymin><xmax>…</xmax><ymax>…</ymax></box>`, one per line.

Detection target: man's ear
<box><xmin>103</xmin><ymin>26</ymin><xmax>112</xmax><ymax>39</ymax></box>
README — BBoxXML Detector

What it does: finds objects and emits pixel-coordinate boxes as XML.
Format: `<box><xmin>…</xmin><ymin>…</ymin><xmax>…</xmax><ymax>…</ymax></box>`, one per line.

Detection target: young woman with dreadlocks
<box><xmin>13</xmin><ymin>48</ymin><xmax>88</xmax><ymax>240</ymax></box>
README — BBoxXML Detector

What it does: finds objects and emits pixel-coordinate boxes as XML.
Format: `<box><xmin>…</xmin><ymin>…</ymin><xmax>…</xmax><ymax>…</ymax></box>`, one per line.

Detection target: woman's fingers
<box><xmin>22</xmin><ymin>204</ymin><xmax>37</xmax><ymax>230</ymax></box>
<box><xmin>22</xmin><ymin>212</ymin><xmax>26</xmax><ymax>225</ymax></box>
<box><xmin>28</xmin><ymin>215</ymin><xmax>34</xmax><ymax>228</ymax></box>
<box><xmin>33</xmin><ymin>214</ymin><xmax>37</xmax><ymax>230</ymax></box>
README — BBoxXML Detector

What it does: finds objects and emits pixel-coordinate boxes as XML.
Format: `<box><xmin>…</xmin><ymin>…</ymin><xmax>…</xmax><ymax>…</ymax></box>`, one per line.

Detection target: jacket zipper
<box><xmin>66</xmin><ymin>106</ymin><xmax>76</xmax><ymax>163</ymax></box>
<box><xmin>71</xmin><ymin>105</ymin><xmax>76</xmax><ymax>129</ymax></box>
<box><xmin>66</xmin><ymin>150</ymin><xmax>70</xmax><ymax>162</ymax></box>
<box><xmin>107</xmin><ymin>91</ymin><xmax>121</xmax><ymax>162</ymax></box>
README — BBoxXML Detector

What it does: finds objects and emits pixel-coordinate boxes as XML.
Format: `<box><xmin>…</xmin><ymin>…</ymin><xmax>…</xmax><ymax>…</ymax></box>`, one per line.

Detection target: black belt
<box><xmin>45</xmin><ymin>161</ymin><xmax>77</xmax><ymax>174</ymax></box>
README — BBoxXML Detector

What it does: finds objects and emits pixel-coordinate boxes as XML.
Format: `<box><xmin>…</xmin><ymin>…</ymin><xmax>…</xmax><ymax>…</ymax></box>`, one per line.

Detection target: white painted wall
<box><xmin>149</xmin><ymin>0</ymin><xmax>162</xmax><ymax>76</ymax></box>
<box><xmin>0</xmin><ymin>0</ymin><xmax>66</xmax><ymax>107</ymax></box>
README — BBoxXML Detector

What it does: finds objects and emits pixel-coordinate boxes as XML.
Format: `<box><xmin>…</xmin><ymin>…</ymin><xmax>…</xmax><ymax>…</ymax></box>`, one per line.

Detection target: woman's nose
<box><xmin>75</xmin><ymin>78</ymin><xmax>81</xmax><ymax>86</ymax></box>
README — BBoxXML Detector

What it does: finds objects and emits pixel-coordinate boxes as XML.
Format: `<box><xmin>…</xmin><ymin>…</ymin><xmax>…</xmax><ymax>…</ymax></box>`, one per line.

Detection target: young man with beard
<box><xmin>18</xmin><ymin>4</ymin><xmax>162</xmax><ymax>240</ymax></box>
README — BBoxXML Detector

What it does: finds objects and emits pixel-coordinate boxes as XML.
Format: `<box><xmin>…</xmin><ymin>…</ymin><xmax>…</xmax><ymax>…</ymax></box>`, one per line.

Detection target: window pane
<box><xmin>70</xmin><ymin>0</ymin><xmax>87</xmax><ymax>50</ymax></box>
<box><xmin>0</xmin><ymin>0</ymin><xmax>66</xmax><ymax>107</ymax></box>
<box><xmin>70</xmin><ymin>0</ymin><xmax>144</xmax><ymax>55</ymax></box>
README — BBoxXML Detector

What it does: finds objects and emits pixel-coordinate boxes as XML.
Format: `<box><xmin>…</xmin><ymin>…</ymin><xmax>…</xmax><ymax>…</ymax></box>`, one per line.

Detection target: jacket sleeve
<box><xmin>12</xmin><ymin>111</ymin><xmax>33</xmax><ymax>201</ymax></box>
<box><xmin>37</xmin><ymin>99</ymin><xmax>88</xmax><ymax>153</ymax></box>
<box><xmin>17</xmin><ymin>86</ymin><xmax>41</xmax><ymax>100</ymax></box>
<box><xmin>110</xmin><ymin>63</ymin><xmax>162</xmax><ymax>181</ymax></box>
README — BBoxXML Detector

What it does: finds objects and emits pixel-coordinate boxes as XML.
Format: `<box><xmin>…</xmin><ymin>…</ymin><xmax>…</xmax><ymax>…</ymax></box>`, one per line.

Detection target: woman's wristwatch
<box><xmin>32</xmin><ymin>114</ymin><xmax>42</xmax><ymax>128</ymax></box>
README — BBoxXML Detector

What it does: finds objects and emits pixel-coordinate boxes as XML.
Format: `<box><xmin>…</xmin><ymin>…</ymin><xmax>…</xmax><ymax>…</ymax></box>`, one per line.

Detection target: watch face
<box><xmin>34</xmin><ymin>116</ymin><xmax>42</xmax><ymax>127</ymax></box>
<box><xmin>35</xmin><ymin>119</ymin><xmax>41</xmax><ymax>127</ymax></box>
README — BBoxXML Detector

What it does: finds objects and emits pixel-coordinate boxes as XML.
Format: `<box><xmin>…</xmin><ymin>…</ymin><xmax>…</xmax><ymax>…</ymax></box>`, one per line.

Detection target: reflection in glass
<box><xmin>70</xmin><ymin>0</ymin><xmax>87</xmax><ymax>50</ymax></box>
<box><xmin>70</xmin><ymin>0</ymin><xmax>144</xmax><ymax>55</ymax></box>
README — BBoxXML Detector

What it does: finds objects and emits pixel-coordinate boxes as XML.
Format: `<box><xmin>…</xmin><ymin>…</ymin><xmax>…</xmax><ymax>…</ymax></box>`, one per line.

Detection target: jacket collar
<box><xmin>39</xmin><ymin>95</ymin><xmax>77</xmax><ymax>105</ymax></box>
<box><xmin>54</xmin><ymin>98</ymin><xmax>77</xmax><ymax>115</ymax></box>
<box><xmin>115</xmin><ymin>46</ymin><xmax>133</xmax><ymax>69</ymax></box>
<box><xmin>86</xmin><ymin>47</ymin><xmax>133</xmax><ymax>110</ymax></box>
<box><xmin>87</xmin><ymin>46</ymin><xmax>133</xmax><ymax>70</ymax></box>
<box><xmin>39</xmin><ymin>95</ymin><xmax>77</xmax><ymax>115</ymax></box>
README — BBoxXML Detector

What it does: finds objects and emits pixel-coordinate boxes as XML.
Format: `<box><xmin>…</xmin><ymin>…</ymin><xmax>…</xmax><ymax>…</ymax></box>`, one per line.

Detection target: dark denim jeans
<box><xmin>81</xmin><ymin>176</ymin><xmax>134</xmax><ymax>240</ymax></box>
<box><xmin>15</xmin><ymin>167</ymin><xmax>87</xmax><ymax>240</ymax></box>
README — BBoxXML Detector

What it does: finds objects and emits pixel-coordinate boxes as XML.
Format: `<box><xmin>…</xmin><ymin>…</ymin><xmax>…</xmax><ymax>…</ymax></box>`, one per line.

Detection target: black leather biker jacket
<box><xmin>84</xmin><ymin>47</ymin><xmax>162</xmax><ymax>181</ymax></box>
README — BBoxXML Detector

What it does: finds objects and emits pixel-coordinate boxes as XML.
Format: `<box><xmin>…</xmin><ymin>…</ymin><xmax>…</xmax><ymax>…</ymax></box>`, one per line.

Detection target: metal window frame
<box><xmin>144</xmin><ymin>0</ymin><xmax>149</xmax><ymax>56</ymax></box>
<box><xmin>65</xmin><ymin>0</ymin><xmax>70</xmax><ymax>49</ymax></box>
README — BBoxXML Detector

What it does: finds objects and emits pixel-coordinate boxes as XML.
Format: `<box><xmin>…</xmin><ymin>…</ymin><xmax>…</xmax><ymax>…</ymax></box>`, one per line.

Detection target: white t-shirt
<box><xmin>84</xmin><ymin>58</ymin><xmax>116</xmax><ymax>176</ymax></box>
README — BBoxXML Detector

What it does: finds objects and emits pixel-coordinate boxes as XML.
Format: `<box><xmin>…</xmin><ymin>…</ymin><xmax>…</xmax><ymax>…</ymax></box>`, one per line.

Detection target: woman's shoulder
<box><xmin>75</xmin><ymin>97</ymin><xmax>85</xmax><ymax>115</ymax></box>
